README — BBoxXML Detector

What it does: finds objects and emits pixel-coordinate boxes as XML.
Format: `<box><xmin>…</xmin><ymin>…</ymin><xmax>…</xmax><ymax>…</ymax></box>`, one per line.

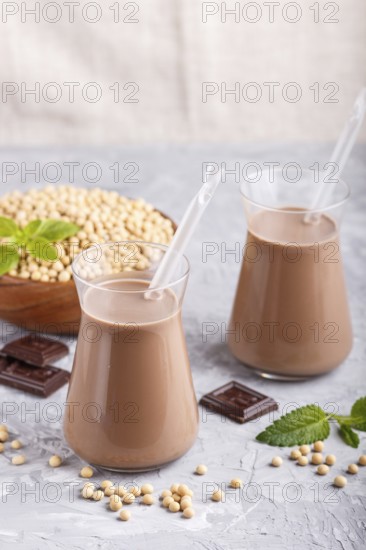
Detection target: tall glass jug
<box><xmin>228</xmin><ymin>168</ymin><xmax>353</xmax><ymax>379</ymax></box>
<box><xmin>64</xmin><ymin>242</ymin><xmax>198</xmax><ymax>471</ymax></box>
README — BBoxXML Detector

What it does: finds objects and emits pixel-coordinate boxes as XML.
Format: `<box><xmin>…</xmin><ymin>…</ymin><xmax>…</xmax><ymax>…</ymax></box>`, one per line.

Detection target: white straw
<box><xmin>309</xmin><ymin>87</ymin><xmax>366</xmax><ymax>212</ymax></box>
<box><xmin>147</xmin><ymin>173</ymin><xmax>221</xmax><ymax>292</ymax></box>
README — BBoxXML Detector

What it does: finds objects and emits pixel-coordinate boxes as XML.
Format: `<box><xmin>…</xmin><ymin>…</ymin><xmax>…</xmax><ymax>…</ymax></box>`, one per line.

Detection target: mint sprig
<box><xmin>350</xmin><ymin>396</ymin><xmax>366</xmax><ymax>431</ymax></box>
<box><xmin>0</xmin><ymin>217</ymin><xmax>19</xmax><ymax>237</ymax></box>
<box><xmin>0</xmin><ymin>243</ymin><xmax>20</xmax><ymax>275</ymax></box>
<box><xmin>256</xmin><ymin>397</ymin><xmax>366</xmax><ymax>448</ymax></box>
<box><xmin>339</xmin><ymin>424</ymin><xmax>360</xmax><ymax>448</ymax></box>
<box><xmin>256</xmin><ymin>405</ymin><xmax>330</xmax><ymax>446</ymax></box>
<box><xmin>0</xmin><ymin>216</ymin><xmax>79</xmax><ymax>276</ymax></box>
<box><xmin>27</xmin><ymin>219</ymin><xmax>79</xmax><ymax>242</ymax></box>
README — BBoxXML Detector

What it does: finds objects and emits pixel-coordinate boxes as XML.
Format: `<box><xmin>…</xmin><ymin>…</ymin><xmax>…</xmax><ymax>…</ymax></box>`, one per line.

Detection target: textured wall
<box><xmin>0</xmin><ymin>0</ymin><xmax>365</xmax><ymax>145</ymax></box>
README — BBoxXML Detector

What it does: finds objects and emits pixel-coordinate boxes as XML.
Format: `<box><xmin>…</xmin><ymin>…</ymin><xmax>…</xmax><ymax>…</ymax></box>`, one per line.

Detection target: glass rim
<box><xmin>72</xmin><ymin>241</ymin><xmax>190</xmax><ymax>293</ymax></box>
<box><xmin>239</xmin><ymin>169</ymin><xmax>351</xmax><ymax>214</ymax></box>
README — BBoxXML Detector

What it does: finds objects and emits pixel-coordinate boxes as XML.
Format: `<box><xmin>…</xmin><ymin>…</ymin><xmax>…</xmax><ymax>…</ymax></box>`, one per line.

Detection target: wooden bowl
<box><xmin>0</xmin><ymin>275</ymin><xmax>79</xmax><ymax>335</ymax></box>
<box><xmin>0</xmin><ymin>211</ymin><xmax>176</xmax><ymax>336</ymax></box>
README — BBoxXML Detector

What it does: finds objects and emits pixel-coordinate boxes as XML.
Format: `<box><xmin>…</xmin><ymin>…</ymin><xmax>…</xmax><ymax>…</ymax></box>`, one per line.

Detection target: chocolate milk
<box><xmin>228</xmin><ymin>209</ymin><xmax>352</xmax><ymax>377</ymax></box>
<box><xmin>64</xmin><ymin>278</ymin><xmax>198</xmax><ymax>471</ymax></box>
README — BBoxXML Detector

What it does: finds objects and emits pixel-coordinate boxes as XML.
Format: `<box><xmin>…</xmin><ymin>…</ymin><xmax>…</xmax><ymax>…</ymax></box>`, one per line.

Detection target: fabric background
<box><xmin>0</xmin><ymin>0</ymin><xmax>365</xmax><ymax>145</ymax></box>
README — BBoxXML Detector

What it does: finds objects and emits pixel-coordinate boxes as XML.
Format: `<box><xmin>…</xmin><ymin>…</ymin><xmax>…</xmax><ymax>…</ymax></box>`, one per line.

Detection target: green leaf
<box><xmin>350</xmin><ymin>397</ymin><xmax>366</xmax><ymax>431</ymax></box>
<box><xmin>33</xmin><ymin>220</ymin><xmax>79</xmax><ymax>242</ymax></box>
<box><xmin>256</xmin><ymin>405</ymin><xmax>330</xmax><ymax>447</ymax></box>
<box><xmin>23</xmin><ymin>220</ymin><xmax>43</xmax><ymax>237</ymax></box>
<box><xmin>0</xmin><ymin>217</ymin><xmax>19</xmax><ymax>237</ymax></box>
<box><xmin>339</xmin><ymin>424</ymin><xmax>360</xmax><ymax>448</ymax></box>
<box><xmin>0</xmin><ymin>243</ymin><xmax>19</xmax><ymax>275</ymax></box>
<box><xmin>11</xmin><ymin>230</ymin><xmax>27</xmax><ymax>247</ymax></box>
<box><xmin>27</xmin><ymin>238</ymin><xmax>58</xmax><ymax>261</ymax></box>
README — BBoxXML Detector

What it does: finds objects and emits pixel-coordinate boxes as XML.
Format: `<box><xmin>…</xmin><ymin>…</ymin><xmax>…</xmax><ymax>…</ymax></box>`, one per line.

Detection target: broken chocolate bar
<box><xmin>0</xmin><ymin>355</ymin><xmax>70</xmax><ymax>397</ymax></box>
<box><xmin>200</xmin><ymin>380</ymin><xmax>278</xmax><ymax>424</ymax></box>
<box><xmin>2</xmin><ymin>334</ymin><xmax>68</xmax><ymax>367</ymax></box>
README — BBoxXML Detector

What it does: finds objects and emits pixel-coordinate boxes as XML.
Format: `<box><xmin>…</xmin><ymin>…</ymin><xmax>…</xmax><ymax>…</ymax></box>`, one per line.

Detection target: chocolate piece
<box><xmin>200</xmin><ymin>381</ymin><xmax>278</xmax><ymax>424</ymax></box>
<box><xmin>2</xmin><ymin>335</ymin><xmax>68</xmax><ymax>367</ymax></box>
<box><xmin>0</xmin><ymin>355</ymin><xmax>70</xmax><ymax>397</ymax></box>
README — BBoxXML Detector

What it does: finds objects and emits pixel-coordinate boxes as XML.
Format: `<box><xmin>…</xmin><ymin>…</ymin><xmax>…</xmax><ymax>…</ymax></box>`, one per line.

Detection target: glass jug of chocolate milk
<box><xmin>228</xmin><ymin>168</ymin><xmax>352</xmax><ymax>379</ymax></box>
<box><xmin>64</xmin><ymin>242</ymin><xmax>198</xmax><ymax>471</ymax></box>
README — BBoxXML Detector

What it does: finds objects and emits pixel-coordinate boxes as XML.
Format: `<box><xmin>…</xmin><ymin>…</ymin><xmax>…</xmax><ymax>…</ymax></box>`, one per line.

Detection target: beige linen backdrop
<box><xmin>0</xmin><ymin>0</ymin><xmax>365</xmax><ymax>145</ymax></box>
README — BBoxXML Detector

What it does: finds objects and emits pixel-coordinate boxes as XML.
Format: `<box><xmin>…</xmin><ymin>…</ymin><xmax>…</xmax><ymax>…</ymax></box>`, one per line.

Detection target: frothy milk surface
<box><xmin>248</xmin><ymin>206</ymin><xmax>337</xmax><ymax>244</ymax></box>
<box><xmin>228</xmin><ymin>208</ymin><xmax>352</xmax><ymax>377</ymax></box>
<box><xmin>82</xmin><ymin>277</ymin><xmax>179</xmax><ymax>324</ymax></box>
<box><xmin>64</xmin><ymin>278</ymin><xmax>198</xmax><ymax>470</ymax></box>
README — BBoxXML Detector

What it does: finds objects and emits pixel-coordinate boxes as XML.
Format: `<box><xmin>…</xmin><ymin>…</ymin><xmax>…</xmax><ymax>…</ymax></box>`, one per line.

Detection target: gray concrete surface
<box><xmin>0</xmin><ymin>144</ymin><xmax>365</xmax><ymax>549</ymax></box>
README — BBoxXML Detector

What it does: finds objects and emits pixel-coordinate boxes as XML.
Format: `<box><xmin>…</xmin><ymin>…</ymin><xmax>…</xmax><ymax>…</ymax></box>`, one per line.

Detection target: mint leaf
<box><xmin>350</xmin><ymin>397</ymin><xmax>366</xmax><ymax>431</ymax></box>
<box><xmin>24</xmin><ymin>220</ymin><xmax>43</xmax><ymax>237</ymax></box>
<box><xmin>339</xmin><ymin>424</ymin><xmax>360</xmax><ymax>448</ymax></box>
<box><xmin>33</xmin><ymin>220</ymin><xmax>79</xmax><ymax>242</ymax></box>
<box><xmin>27</xmin><ymin>238</ymin><xmax>58</xmax><ymax>261</ymax></box>
<box><xmin>0</xmin><ymin>217</ymin><xmax>19</xmax><ymax>237</ymax></box>
<box><xmin>256</xmin><ymin>405</ymin><xmax>330</xmax><ymax>446</ymax></box>
<box><xmin>0</xmin><ymin>243</ymin><xmax>19</xmax><ymax>275</ymax></box>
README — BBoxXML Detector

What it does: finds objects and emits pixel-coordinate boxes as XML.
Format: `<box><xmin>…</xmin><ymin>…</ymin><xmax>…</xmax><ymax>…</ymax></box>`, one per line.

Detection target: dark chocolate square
<box><xmin>0</xmin><ymin>354</ymin><xmax>70</xmax><ymax>397</ymax></box>
<box><xmin>200</xmin><ymin>381</ymin><xmax>278</xmax><ymax>424</ymax></box>
<box><xmin>2</xmin><ymin>335</ymin><xmax>68</xmax><ymax>367</ymax></box>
